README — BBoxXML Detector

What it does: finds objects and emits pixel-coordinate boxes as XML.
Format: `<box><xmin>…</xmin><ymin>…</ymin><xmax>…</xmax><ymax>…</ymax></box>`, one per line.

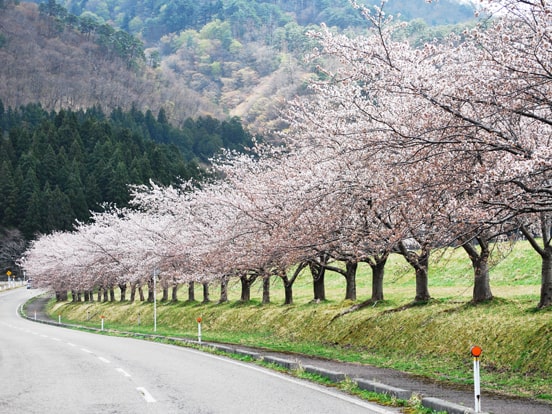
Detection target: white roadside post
<box><xmin>153</xmin><ymin>268</ymin><xmax>159</xmax><ymax>332</ymax></box>
<box><xmin>101</xmin><ymin>315</ymin><xmax>105</xmax><ymax>331</ymax></box>
<box><xmin>471</xmin><ymin>345</ymin><xmax>483</xmax><ymax>413</ymax></box>
<box><xmin>197</xmin><ymin>317</ymin><xmax>202</xmax><ymax>344</ymax></box>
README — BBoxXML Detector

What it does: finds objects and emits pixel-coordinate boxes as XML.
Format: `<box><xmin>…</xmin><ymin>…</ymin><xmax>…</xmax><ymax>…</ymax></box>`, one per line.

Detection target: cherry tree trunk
<box><xmin>138</xmin><ymin>285</ymin><xmax>145</xmax><ymax>301</ymax></box>
<box><xmin>202</xmin><ymin>282</ymin><xmax>211</xmax><ymax>303</ymax></box>
<box><xmin>171</xmin><ymin>284</ymin><xmax>178</xmax><ymax>302</ymax></box>
<box><xmin>147</xmin><ymin>279</ymin><xmax>154</xmax><ymax>302</ymax></box>
<box><xmin>463</xmin><ymin>238</ymin><xmax>493</xmax><ymax>303</ymax></box>
<box><xmin>83</xmin><ymin>290</ymin><xmax>90</xmax><ymax>302</ymax></box>
<box><xmin>279</xmin><ymin>265</ymin><xmax>305</xmax><ymax>305</ymax></box>
<box><xmin>109</xmin><ymin>288</ymin><xmax>115</xmax><ymax>302</ymax></box>
<box><xmin>344</xmin><ymin>260</ymin><xmax>357</xmax><ymax>301</ymax></box>
<box><xmin>103</xmin><ymin>288</ymin><xmax>109</xmax><ymax>302</ymax></box>
<box><xmin>262</xmin><ymin>276</ymin><xmax>270</xmax><ymax>304</ymax></box>
<box><xmin>473</xmin><ymin>257</ymin><xmax>492</xmax><ymax>303</ymax></box>
<box><xmin>97</xmin><ymin>288</ymin><xmax>102</xmax><ymax>302</ymax></box>
<box><xmin>219</xmin><ymin>276</ymin><xmax>229</xmax><ymax>304</ymax></box>
<box><xmin>539</xmin><ymin>249</ymin><xmax>552</xmax><ymax>308</ymax></box>
<box><xmin>414</xmin><ymin>257</ymin><xmax>431</xmax><ymax>303</ymax></box>
<box><xmin>87</xmin><ymin>290</ymin><xmax>93</xmax><ymax>302</ymax></box>
<box><xmin>284</xmin><ymin>281</ymin><xmax>293</xmax><ymax>305</ymax></box>
<box><xmin>399</xmin><ymin>242</ymin><xmax>431</xmax><ymax>303</ymax></box>
<box><xmin>162</xmin><ymin>286</ymin><xmax>169</xmax><ymax>302</ymax></box>
<box><xmin>240</xmin><ymin>276</ymin><xmax>251</xmax><ymax>301</ymax></box>
<box><xmin>188</xmin><ymin>281</ymin><xmax>195</xmax><ymax>301</ymax></box>
<box><xmin>129</xmin><ymin>283</ymin><xmax>137</xmax><ymax>302</ymax></box>
<box><xmin>119</xmin><ymin>283</ymin><xmax>127</xmax><ymax>302</ymax></box>
<box><xmin>240</xmin><ymin>274</ymin><xmax>257</xmax><ymax>302</ymax></box>
<box><xmin>369</xmin><ymin>254</ymin><xmax>387</xmax><ymax>301</ymax></box>
<box><xmin>313</xmin><ymin>271</ymin><xmax>326</xmax><ymax>301</ymax></box>
<box><xmin>310</xmin><ymin>260</ymin><xmax>326</xmax><ymax>301</ymax></box>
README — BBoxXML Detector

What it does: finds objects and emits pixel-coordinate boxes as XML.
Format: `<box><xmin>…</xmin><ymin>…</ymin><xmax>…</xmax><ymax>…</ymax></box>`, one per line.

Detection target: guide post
<box><xmin>197</xmin><ymin>317</ymin><xmax>202</xmax><ymax>344</ymax></box>
<box><xmin>471</xmin><ymin>345</ymin><xmax>482</xmax><ymax>413</ymax></box>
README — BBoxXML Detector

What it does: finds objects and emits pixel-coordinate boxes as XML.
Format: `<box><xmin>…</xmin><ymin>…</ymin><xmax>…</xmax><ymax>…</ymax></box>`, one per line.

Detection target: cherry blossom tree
<box><xmin>289</xmin><ymin>0</ymin><xmax>552</xmax><ymax>307</ymax></box>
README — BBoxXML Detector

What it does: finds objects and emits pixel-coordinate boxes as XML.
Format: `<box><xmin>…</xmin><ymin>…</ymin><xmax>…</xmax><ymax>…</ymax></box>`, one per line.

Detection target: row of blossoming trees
<box><xmin>22</xmin><ymin>0</ymin><xmax>552</xmax><ymax>309</ymax></box>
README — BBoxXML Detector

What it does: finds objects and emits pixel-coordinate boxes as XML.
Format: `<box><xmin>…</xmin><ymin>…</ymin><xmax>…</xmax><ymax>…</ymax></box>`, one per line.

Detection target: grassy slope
<box><xmin>49</xmin><ymin>241</ymin><xmax>552</xmax><ymax>402</ymax></box>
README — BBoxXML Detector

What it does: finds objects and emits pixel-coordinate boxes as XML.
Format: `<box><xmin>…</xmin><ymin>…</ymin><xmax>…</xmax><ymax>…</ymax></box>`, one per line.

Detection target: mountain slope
<box><xmin>0</xmin><ymin>3</ymin><xmax>225</xmax><ymax>122</ymax></box>
<box><xmin>0</xmin><ymin>1</ymin><xmax>477</xmax><ymax>133</ymax></box>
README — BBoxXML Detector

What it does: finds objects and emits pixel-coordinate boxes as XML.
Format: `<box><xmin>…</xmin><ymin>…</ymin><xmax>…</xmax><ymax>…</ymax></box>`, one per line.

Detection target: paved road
<box><xmin>0</xmin><ymin>288</ymin><xmax>400</xmax><ymax>414</ymax></box>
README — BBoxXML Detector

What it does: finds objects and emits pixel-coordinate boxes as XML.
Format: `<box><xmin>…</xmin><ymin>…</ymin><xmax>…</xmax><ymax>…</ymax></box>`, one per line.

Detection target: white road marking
<box><xmin>81</xmin><ymin>348</ymin><xmax>92</xmax><ymax>354</ymax></box>
<box><xmin>137</xmin><ymin>387</ymin><xmax>156</xmax><ymax>403</ymax></box>
<box><xmin>98</xmin><ymin>356</ymin><xmax>110</xmax><ymax>364</ymax></box>
<box><xmin>67</xmin><ymin>342</ymin><xmax>76</xmax><ymax>347</ymax></box>
<box><xmin>51</xmin><ymin>337</ymin><xmax>61</xmax><ymax>342</ymax></box>
<box><xmin>116</xmin><ymin>368</ymin><xmax>132</xmax><ymax>378</ymax></box>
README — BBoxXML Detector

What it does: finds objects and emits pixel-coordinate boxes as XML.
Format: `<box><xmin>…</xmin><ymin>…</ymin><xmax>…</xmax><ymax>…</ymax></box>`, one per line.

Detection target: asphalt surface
<box><xmin>2</xmin><ymin>289</ymin><xmax>400</xmax><ymax>414</ymax></box>
<box><xmin>23</xmin><ymin>291</ymin><xmax>552</xmax><ymax>414</ymax></box>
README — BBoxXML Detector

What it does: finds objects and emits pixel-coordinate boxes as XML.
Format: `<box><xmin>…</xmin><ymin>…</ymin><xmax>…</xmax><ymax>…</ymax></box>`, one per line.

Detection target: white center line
<box><xmin>136</xmin><ymin>387</ymin><xmax>156</xmax><ymax>403</ymax></box>
<box><xmin>98</xmin><ymin>356</ymin><xmax>110</xmax><ymax>364</ymax></box>
<box><xmin>116</xmin><ymin>368</ymin><xmax>132</xmax><ymax>378</ymax></box>
<box><xmin>81</xmin><ymin>348</ymin><xmax>92</xmax><ymax>354</ymax></box>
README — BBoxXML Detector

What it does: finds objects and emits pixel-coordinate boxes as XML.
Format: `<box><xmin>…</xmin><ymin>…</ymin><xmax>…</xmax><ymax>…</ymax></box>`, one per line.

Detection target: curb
<box><xmin>355</xmin><ymin>378</ymin><xmax>412</xmax><ymax>400</ymax></box>
<box><xmin>422</xmin><ymin>397</ymin><xmax>485</xmax><ymax>414</ymax></box>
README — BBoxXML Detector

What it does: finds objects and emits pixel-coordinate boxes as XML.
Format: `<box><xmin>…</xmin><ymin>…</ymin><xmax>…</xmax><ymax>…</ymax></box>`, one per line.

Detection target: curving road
<box><xmin>0</xmin><ymin>288</ymin><xmax>400</xmax><ymax>414</ymax></box>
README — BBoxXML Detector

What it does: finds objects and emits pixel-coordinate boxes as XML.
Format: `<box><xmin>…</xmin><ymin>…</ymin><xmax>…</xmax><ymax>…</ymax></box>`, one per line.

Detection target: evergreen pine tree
<box><xmin>0</xmin><ymin>160</ymin><xmax>18</xmax><ymax>226</ymax></box>
<box><xmin>51</xmin><ymin>185</ymin><xmax>74</xmax><ymax>231</ymax></box>
<box><xmin>40</xmin><ymin>182</ymin><xmax>56</xmax><ymax>234</ymax></box>
<box><xmin>22</xmin><ymin>190</ymin><xmax>43</xmax><ymax>239</ymax></box>
<box><xmin>18</xmin><ymin>167</ymin><xmax>40</xmax><ymax>228</ymax></box>
<box><xmin>66</xmin><ymin>161</ymin><xmax>89</xmax><ymax>221</ymax></box>
<box><xmin>108</xmin><ymin>160</ymin><xmax>131</xmax><ymax>206</ymax></box>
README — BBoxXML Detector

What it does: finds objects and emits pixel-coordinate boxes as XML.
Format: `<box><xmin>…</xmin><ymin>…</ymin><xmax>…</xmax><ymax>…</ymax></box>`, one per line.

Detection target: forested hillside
<box><xmin>0</xmin><ymin>2</ymin><xmax>226</xmax><ymax>123</ymax></box>
<box><xmin>56</xmin><ymin>0</ymin><xmax>475</xmax><ymax>40</ymax></box>
<box><xmin>0</xmin><ymin>102</ymin><xmax>253</xmax><ymax>240</ymax></box>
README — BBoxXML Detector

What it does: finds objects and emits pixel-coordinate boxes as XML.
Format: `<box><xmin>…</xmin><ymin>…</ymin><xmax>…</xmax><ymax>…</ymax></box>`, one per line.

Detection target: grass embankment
<box><xmin>48</xmin><ymin>241</ymin><xmax>552</xmax><ymax>404</ymax></box>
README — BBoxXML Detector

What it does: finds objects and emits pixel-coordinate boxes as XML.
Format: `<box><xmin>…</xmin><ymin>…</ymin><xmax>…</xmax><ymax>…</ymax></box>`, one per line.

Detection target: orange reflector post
<box><xmin>197</xmin><ymin>317</ymin><xmax>202</xmax><ymax>344</ymax></box>
<box><xmin>471</xmin><ymin>345</ymin><xmax>483</xmax><ymax>412</ymax></box>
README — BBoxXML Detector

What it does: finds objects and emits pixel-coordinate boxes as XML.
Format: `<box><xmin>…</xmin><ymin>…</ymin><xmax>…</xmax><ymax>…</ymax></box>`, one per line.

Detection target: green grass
<box><xmin>46</xmin><ymin>241</ymin><xmax>551</xmax><ymax>409</ymax></box>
